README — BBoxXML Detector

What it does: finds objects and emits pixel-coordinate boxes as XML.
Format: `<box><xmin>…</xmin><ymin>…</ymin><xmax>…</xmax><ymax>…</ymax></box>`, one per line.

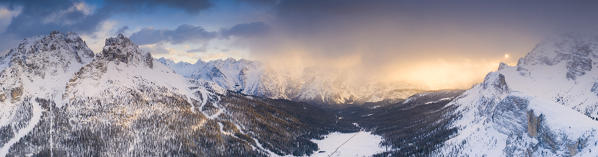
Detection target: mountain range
<box><xmin>0</xmin><ymin>32</ymin><xmax>597</xmax><ymax>156</ymax></box>
<box><xmin>0</xmin><ymin>32</ymin><xmax>350</xmax><ymax>156</ymax></box>
<box><xmin>157</xmin><ymin>57</ymin><xmax>424</xmax><ymax>105</ymax></box>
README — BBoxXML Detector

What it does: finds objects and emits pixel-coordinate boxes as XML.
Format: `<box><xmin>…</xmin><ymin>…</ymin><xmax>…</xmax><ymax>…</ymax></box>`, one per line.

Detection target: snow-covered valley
<box><xmin>311</xmin><ymin>131</ymin><xmax>385</xmax><ymax>157</ymax></box>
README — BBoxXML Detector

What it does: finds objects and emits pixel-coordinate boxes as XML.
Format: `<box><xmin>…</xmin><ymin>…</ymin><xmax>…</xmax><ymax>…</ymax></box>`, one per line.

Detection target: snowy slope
<box><xmin>0</xmin><ymin>31</ymin><xmax>94</xmax><ymax>133</ymax></box>
<box><xmin>159</xmin><ymin>58</ymin><xmax>424</xmax><ymax>105</ymax></box>
<box><xmin>0</xmin><ymin>33</ymin><xmax>278</xmax><ymax>156</ymax></box>
<box><xmin>437</xmin><ymin>34</ymin><xmax>598</xmax><ymax>156</ymax></box>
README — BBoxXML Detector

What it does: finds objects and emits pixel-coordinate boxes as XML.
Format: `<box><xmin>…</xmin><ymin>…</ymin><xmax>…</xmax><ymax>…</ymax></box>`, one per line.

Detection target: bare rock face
<box><xmin>591</xmin><ymin>82</ymin><xmax>598</xmax><ymax>96</ymax></box>
<box><xmin>10</xmin><ymin>86</ymin><xmax>22</xmax><ymax>101</ymax></box>
<box><xmin>144</xmin><ymin>53</ymin><xmax>153</xmax><ymax>68</ymax></box>
<box><xmin>481</xmin><ymin>72</ymin><xmax>509</xmax><ymax>92</ymax></box>
<box><xmin>99</xmin><ymin>34</ymin><xmax>153</xmax><ymax>68</ymax></box>
<box><xmin>563</xmin><ymin>43</ymin><xmax>593</xmax><ymax>80</ymax></box>
<box><xmin>527</xmin><ymin>110</ymin><xmax>540</xmax><ymax>137</ymax></box>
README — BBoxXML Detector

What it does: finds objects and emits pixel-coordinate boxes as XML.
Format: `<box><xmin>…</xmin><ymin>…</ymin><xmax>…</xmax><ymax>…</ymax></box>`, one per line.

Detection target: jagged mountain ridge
<box><xmin>0</xmin><ymin>32</ymin><xmax>349</xmax><ymax>156</ymax></box>
<box><xmin>435</xmin><ymin>34</ymin><xmax>598</xmax><ymax>156</ymax></box>
<box><xmin>158</xmin><ymin>57</ymin><xmax>424</xmax><ymax>105</ymax></box>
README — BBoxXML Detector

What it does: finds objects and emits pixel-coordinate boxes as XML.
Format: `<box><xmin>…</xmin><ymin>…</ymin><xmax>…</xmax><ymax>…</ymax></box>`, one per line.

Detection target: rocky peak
<box><xmin>481</xmin><ymin>72</ymin><xmax>508</xmax><ymax>92</ymax></box>
<box><xmin>497</xmin><ymin>62</ymin><xmax>509</xmax><ymax>70</ymax></box>
<box><xmin>516</xmin><ymin>33</ymin><xmax>597</xmax><ymax>80</ymax></box>
<box><xmin>10</xmin><ymin>31</ymin><xmax>93</xmax><ymax>62</ymax></box>
<box><xmin>0</xmin><ymin>31</ymin><xmax>94</xmax><ymax>78</ymax></box>
<box><xmin>99</xmin><ymin>34</ymin><xmax>153</xmax><ymax>68</ymax></box>
<box><xmin>157</xmin><ymin>57</ymin><xmax>175</xmax><ymax>66</ymax></box>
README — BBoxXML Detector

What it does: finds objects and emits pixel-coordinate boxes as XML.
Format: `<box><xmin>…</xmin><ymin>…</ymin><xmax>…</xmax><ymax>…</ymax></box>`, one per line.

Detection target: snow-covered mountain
<box><xmin>158</xmin><ymin>57</ymin><xmax>266</xmax><ymax>96</ymax></box>
<box><xmin>158</xmin><ymin>57</ymin><xmax>424</xmax><ymax>105</ymax></box>
<box><xmin>0</xmin><ymin>31</ymin><xmax>95</xmax><ymax>156</ymax></box>
<box><xmin>436</xmin><ymin>34</ymin><xmax>598</xmax><ymax>156</ymax></box>
<box><xmin>0</xmin><ymin>32</ymin><xmax>349</xmax><ymax>156</ymax></box>
<box><xmin>4</xmin><ymin>31</ymin><xmax>598</xmax><ymax>157</ymax></box>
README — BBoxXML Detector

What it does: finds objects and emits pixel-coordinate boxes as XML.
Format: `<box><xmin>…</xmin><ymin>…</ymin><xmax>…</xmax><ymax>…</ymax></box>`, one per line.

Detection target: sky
<box><xmin>1</xmin><ymin>0</ymin><xmax>598</xmax><ymax>89</ymax></box>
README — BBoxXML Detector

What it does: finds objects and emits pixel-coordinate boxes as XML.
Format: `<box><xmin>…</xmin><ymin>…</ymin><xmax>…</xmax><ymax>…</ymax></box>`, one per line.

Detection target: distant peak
<box><xmin>157</xmin><ymin>57</ymin><xmax>176</xmax><ymax>65</ymax></box>
<box><xmin>99</xmin><ymin>34</ymin><xmax>153</xmax><ymax>68</ymax></box>
<box><xmin>516</xmin><ymin>33</ymin><xmax>597</xmax><ymax>80</ymax></box>
<box><xmin>519</xmin><ymin>33</ymin><xmax>598</xmax><ymax>66</ymax></box>
<box><xmin>497</xmin><ymin>62</ymin><xmax>509</xmax><ymax>70</ymax></box>
<box><xmin>50</xmin><ymin>30</ymin><xmax>60</xmax><ymax>35</ymax></box>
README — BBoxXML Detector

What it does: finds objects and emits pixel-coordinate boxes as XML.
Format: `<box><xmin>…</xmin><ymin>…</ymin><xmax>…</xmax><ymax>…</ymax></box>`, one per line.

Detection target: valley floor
<box><xmin>311</xmin><ymin>131</ymin><xmax>385</xmax><ymax>157</ymax></box>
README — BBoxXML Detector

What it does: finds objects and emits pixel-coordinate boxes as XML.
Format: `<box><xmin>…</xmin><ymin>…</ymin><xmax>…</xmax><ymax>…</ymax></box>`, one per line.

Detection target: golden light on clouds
<box><xmin>383</xmin><ymin>55</ymin><xmax>518</xmax><ymax>90</ymax></box>
<box><xmin>386</xmin><ymin>60</ymin><xmax>493</xmax><ymax>89</ymax></box>
<box><xmin>258</xmin><ymin>49</ymin><xmax>520</xmax><ymax>91</ymax></box>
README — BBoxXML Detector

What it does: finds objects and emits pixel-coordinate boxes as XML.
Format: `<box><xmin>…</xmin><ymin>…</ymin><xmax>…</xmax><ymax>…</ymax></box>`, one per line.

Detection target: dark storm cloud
<box><xmin>244</xmin><ymin>0</ymin><xmax>598</xmax><ymax>61</ymax></box>
<box><xmin>103</xmin><ymin>0</ymin><xmax>211</xmax><ymax>14</ymax></box>
<box><xmin>0</xmin><ymin>0</ymin><xmax>109</xmax><ymax>38</ymax></box>
<box><xmin>0</xmin><ymin>0</ymin><xmax>214</xmax><ymax>50</ymax></box>
<box><xmin>221</xmin><ymin>22</ymin><xmax>269</xmax><ymax>38</ymax></box>
<box><xmin>231</xmin><ymin>0</ymin><xmax>598</xmax><ymax>89</ymax></box>
<box><xmin>130</xmin><ymin>22</ymin><xmax>270</xmax><ymax>45</ymax></box>
<box><xmin>129</xmin><ymin>24</ymin><xmax>217</xmax><ymax>45</ymax></box>
<box><xmin>267</xmin><ymin>0</ymin><xmax>598</xmax><ymax>37</ymax></box>
<box><xmin>237</xmin><ymin>0</ymin><xmax>278</xmax><ymax>6</ymax></box>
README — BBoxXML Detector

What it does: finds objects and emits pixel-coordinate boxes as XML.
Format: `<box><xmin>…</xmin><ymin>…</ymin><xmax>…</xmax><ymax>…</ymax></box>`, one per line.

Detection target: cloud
<box><xmin>187</xmin><ymin>46</ymin><xmax>206</xmax><ymax>53</ymax></box>
<box><xmin>130</xmin><ymin>22</ymin><xmax>269</xmax><ymax>45</ymax></box>
<box><xmin>187</xmin><ymin>48</ymin><xmax>205</xmax><ymax>53</ymax></box>
<box><xmin>0</xmin><ymin>0</ymin><xmax>215</xmax><ymax>50</ymax></box>
<box><xmin>116</xmin><ymin>26</ymin><xmax>128</xmax><ymax>34</ymax></box>
<box><xmin>1</xmin><ymin>0</ymin><xmax>109</xmax><ymax>38</ymax></box>
<box><xmin>221</xmin><ymin>22</ymin><xmax>269</xmax><ymax>38</ymax></box>
<box><xmin>103</xmin><ymin>0</ymin><xmax>211</xmax><ymax>14</ymax></box>
<box><xmin>0</xmin><ymin>5</ymin><xmax>21</xmax><ymax>32</ymax></box>
<box><xmin>140</xmin><ymin>43</ymin><xmax>170</xmax><ymax>54</ymax></box>
<box><xmin>42</xmin><ymin>2</ymin><xmax>93</xmax><ymax>25</ymax></box>
<box><xmin>80</xmin><ymin>20</ymin><xmax>118</xmax><ymax>53</ymax></box>
<box><xmin>230</xmin><ymin>0</ymin><xmax>598</xmax><ymax>89</ymax></box>
<box><xmin>130</xmin><ymin>24</ymin><xmax>217</xmax><ymax>45</ymax></box>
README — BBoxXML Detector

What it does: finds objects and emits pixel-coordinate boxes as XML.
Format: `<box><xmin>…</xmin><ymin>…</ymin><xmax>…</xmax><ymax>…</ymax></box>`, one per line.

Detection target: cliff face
<box><xmin>527</xmin><ymin>110</ymin><xmax>540</xmax><ymax>137</ymax></box>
